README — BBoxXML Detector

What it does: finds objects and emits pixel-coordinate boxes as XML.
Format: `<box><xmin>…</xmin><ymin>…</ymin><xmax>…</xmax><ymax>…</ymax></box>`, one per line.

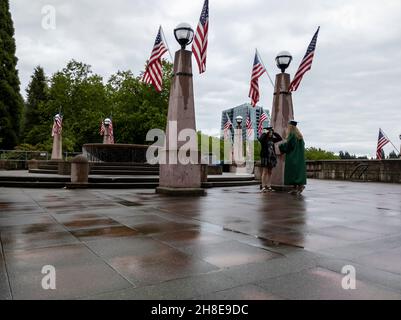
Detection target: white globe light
<box><xmin>174</xmin><ymin>23</ymin><xmax>194</xmax><ymax>49</ymax></box>
<box><xmin>276</xmin><ymin>51</ymin><xmax>293</xmax><ymax>73</ymax></box>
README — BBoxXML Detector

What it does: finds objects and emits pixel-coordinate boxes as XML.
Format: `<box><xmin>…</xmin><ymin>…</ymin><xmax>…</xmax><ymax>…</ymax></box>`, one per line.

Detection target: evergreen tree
<box><xmin>23</xmin><ymin>66</ymin><xmax>49</xmax><ymax>144</ymax></box>
<box><xmin>0</xmin><ymin>0</ymin><xmax>24</xmax><ymax>149</ymax></box>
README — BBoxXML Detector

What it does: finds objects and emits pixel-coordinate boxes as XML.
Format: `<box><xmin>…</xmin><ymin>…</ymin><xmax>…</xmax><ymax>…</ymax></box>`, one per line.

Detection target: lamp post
<box><xmin>174</xmin><ymin>23</ymin><xmax>194</xmax><ymax>50</ymax></box>
<box><xmin>231</xmin><ymin>115</ymin><xmax>246</xmax><ymax>173</ymax></box>
<box><xmin>270</xmin><ymin>51</ymin><xmax>295</xmax><ymax>189</ymax></box>
<box><xmin>157</xmin><ymin>23</ymin><xmax>205</xmax><ymax>196</ymax></box>
<box><xmin>235</xmin><ymin>116</ymin><xmax>243</xmax><ymax>129</ymax></box>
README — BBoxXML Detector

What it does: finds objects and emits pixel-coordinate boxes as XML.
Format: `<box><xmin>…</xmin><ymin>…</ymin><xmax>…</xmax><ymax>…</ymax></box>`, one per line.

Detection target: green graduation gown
<box><xmin>279</xmin><ymin>132</ymin><xmax>307</xmax><ymax>186</ymax></box>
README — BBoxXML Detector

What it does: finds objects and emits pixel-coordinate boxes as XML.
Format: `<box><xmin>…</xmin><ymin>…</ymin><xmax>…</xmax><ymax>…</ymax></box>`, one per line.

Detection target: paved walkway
<box><xmin>1</xmin><ymin>179</ymin><xmax>401</xmax><ymax>300</ymax></box>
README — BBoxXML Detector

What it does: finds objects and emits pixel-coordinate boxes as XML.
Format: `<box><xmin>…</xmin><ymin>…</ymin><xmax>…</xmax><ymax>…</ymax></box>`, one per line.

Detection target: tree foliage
<box><xmin>23</xmin><ymin>66</ymin><xmax>49</xmax><ymax>145</ymax></box>
<box><xmin>19</xmin><ymin>59</ymin><xmax>173</xmax><ymax>152</ymax></box>
<box><xmin>0</xmin><ymin>0</ymin><xmax>24</xmax><ymax>149</ymax></box>
<box><xmin>305</xmin><ymin>147</ymin><xmax>339</xmax><ymax>160</ymax></box>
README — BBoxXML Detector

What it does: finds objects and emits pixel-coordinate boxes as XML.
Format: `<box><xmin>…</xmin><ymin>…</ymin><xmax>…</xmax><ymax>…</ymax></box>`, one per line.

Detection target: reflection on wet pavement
<box><xmin>1</xmin><ymin>179</ymin><xmax>401</xmax><ymax>299</ymax></box>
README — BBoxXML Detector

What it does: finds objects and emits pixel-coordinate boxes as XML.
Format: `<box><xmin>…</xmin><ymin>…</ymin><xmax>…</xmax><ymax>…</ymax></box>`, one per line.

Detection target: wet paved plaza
<box><xmin>1</xmin><ymin>179</ymin><xmax>401</xmax><ymax>300</ymax></box>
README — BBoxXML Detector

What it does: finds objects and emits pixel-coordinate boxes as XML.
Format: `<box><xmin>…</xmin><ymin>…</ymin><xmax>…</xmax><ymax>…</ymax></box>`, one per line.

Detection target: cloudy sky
<box><xmin>9</xmin><ymin>0</ymin><xmax>401</xmax><ymax>156</ymax></box>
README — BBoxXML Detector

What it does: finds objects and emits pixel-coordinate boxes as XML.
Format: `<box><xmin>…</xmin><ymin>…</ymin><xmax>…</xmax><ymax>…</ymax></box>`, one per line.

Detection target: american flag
<box><xmin>143</xmin><ymin>26</ymin><xmax>168</xmax><ymax>92</ymax></box>
<box><xmin>246</xmin><ymin>112</ymin><xmax>254</xmax><ymax>139</ymax></box>
<box><xmin>100</xmin><ymin>119</ymin><xmax>115</xmax><ymax>144</ymax></box>
<box><xmin>377</xmin><ymin>128</ymin><xmax>390</xmax><ymax>160</ymax></box>
<box><xmin>192</xmin><ymin>0</ymin><xmax>209</xmax><ymax>74</ymax></box>
<box><xmin>109</xmin><ymin>120</ymin><xmax>115</xmax><ymax>144</ymax></box>
<box><xmin>258</xmin><ymin>111</ymin><xmax>269</xmax><ymax>136</ymax></box>
<box><xmin>289</xmin><ymin>27</ymin><xmax>320</xmax><ymax>92</ymax></box>
<box><xmin>249</xmin><ymin>51</ymin><xmax>266</xmax><ymax>107</ymax></box>
<box><xmin>223</xmin><ymin>113</ymin><xmax>233</xmax><ymax>140</ymax></box>
<box><xmin>100</xmin><ymin>121</ymin><xmax>106</xmax><ymax>135</ymax></box>
<box><xmin>52</xmin><ymin>114</ymin><xmax>62</xmax><ymax>137</ymax></box>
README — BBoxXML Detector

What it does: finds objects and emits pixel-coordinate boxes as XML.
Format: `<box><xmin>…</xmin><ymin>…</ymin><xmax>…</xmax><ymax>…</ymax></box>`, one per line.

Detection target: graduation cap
<box><xmin>288</xmin><ymin>120</ymin><xmax>298</xmax><ymax>126</ymax></box>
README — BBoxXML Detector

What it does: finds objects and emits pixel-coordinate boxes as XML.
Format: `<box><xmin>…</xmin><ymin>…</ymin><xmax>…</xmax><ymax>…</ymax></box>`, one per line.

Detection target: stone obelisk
<box><xmin>156</xmin><ymin>49</ymin><xmax>205</xmax><ymax>196</ymax></box>
<box><xmin>271</xmin><ymin>73</ymin><xmax>294</xmax><ymax>187</ymax></box>
<box><xmin>103</xmin><ymin>126</ymin><xmax>113</xmax><ymax>144</ymax></box>
<box><xmin>51</xmin><ymin>115</ymin><xmax>62</xmax><ymax>160</ymax></box>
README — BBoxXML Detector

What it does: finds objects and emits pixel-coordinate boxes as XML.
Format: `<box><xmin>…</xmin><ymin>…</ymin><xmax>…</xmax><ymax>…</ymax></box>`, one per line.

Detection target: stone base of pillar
<box><xmin>156</xmin><ymin>187</ymin><xmax>206</xmax><ymax>196</ymax></box>
<box><xmin>58</xmin><ymin>161</ymin><xmax>71</xmax><ymax>175</ymax></box>
<box><xmin>229</xmin><ymin>162</ymin><xmax>247</xmax><ymax>175</ymax></box>
<box><xmin>271</xmin><ymin>184</ymin><xmax>294</xmax><ymax>192</ymax></box>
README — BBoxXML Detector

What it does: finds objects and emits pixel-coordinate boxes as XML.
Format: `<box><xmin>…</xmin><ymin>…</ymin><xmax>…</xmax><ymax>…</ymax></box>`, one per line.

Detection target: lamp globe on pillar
<box><xmin>236</xmin><ymin>116</ymin><xmax>243</xmax><ymax>129</ymax></box>
<box><xmin>275</xmin><ymin>51</ymin><xmax>293</xmax><ymax>73</ymax></box>
<box><xmin>174</xmin><ymin>23</ymin><xmax>194</xmax><ymax>50</ymax></box>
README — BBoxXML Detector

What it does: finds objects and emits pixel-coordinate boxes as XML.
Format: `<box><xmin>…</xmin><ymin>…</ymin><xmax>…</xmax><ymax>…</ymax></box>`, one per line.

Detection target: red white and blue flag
<box><xmin>192</xmin><ymin>0</ymin><xmax>209</xmax><ymax>74</ymax></box>
<box><xmin>52</xmin><ymin>114</ymin><xmax>62</xmax><ymax>136</ymax></box>
<box><xmin>289</xmin><ymin>27</ymin><xmax>320</xmax><ymax>92</ymax></box>
<box><xmin>109</xmin><ymin>120</ymin><xmax>115</xmax><ymax>144</ymax></box>
<box><xmin>223</xmin><ymin>113</ymin><xmax>233</xmax><ymax>140</ymax></box>
<box><xmin>258</xmin><ymin>111</ymin><xmax>269</xmax><ymax>136</ymax></box>
<box><xmin>249</xmin><ymin>51</ymin><xmax>266</xmax><ymax>107</ymax></box>
<box><xmin>100</xmin><ymin>121</ymin><xmax>105</xmax><ymax>135</ymax></box>
<box><xmin>377</xmin><ymin>128</ymin><xmax>390</xmax><ymax>160</ymax></box>
<box><xmin>143</xmin><ymin>26</ymin><xmax>168</xmax><ymax>92</ymax></box>
<box><xmin>100</xmin><ymin>119</ymin><xmax>115</xmax><ymax>144</ymax></box>
<box><xmin>246</xmin><ymin>112</ymin><xmax>254</xmax><ymax>139</ymax></box>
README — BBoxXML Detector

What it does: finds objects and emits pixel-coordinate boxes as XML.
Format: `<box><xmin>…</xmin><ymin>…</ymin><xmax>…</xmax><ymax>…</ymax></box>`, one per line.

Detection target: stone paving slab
<box><xmin>1</xmin><ymin>179</ymin><xmax>401</xmax><ymax>299</ymax></box>
<box><xmin>257</xmin><ymin>267</ymin><xmax>401</xmax><ymax>300</ymax></box>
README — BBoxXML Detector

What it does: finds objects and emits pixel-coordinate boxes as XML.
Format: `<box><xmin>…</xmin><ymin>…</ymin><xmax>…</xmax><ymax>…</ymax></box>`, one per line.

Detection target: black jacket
<box><xmin>258</xmin><ymin>132</ymin><xmax>283</xmax><ymax>157</ymax></box>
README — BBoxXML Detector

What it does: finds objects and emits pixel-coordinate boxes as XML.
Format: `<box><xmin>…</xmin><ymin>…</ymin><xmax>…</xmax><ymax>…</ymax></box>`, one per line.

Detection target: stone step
<box><xmin>208</xmin><ymin>176</ymin><xmax>254</xmax><ymax>182</ymax></box>
<box><xmin>89</xmin><ymin>170</ymin><xmax>159</xmax><ymax>176</ymax></box>
<box><xmin>90</xmin><ymin>166</ymin><xmax>159</xmax><ymax>171</ymax></box>
<box><xmin>0</xmin><ymin>181</ymin><xmax>159</xmax><ymax>189</ymax></box>
<box><xmin>0</xmin><ymin>180</ymin><xmax>260</xmax><ymax>189</ymax></box>
<box><xmin>38</xmin><ymin>164</ymin><xmax>58</xmax><ymax>170</ymax></box>
<box><xmin>29</xmin><ymin>169</ymin><xmax>58</xmax><ymax>174</ymax></box>
<box><xmin>89</xmin><ymin>162</ymin><xmax>158</xmax><ymax>167</ymax></box>
<box><xmin>202</xmin><ymin>180</ymin><xmax>260</xmax><ymax>188</ymax></box>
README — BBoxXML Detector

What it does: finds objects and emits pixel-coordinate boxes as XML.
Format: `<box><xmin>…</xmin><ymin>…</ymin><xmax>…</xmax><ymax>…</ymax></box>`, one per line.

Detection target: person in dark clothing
<box><xmin>258</xmin><ymin>126</ymin><xmax>282</xmax><ymax>192</ymax></box>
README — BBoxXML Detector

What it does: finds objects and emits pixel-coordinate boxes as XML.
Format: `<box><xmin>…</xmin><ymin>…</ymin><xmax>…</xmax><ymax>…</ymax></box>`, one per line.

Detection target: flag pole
<box><xmin>256</xmin><ymin>49</ymin><xmax>274</xmax><ymax>88</ymax></box>
<box><xmin>160</xmin><ymin>25</ymin><xmax>174</xmax><ymax>62</ymax></box>
<box><xmin>382</xmin><ymin>129</ymin><xmax>401</xmax><ymax>156</ymax></box>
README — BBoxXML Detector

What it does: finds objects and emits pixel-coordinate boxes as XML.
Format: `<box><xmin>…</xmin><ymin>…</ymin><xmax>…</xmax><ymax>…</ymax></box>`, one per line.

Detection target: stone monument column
<box><xmin>103</xmin><ymin>126</ymin><xmax>113</xmax><ymax>145</ymax></box>
<box><xmin>233</xmin><ymin>127</ymin><xmax>244</xmax><ymax>165</ymax></box>
<box><xmin>156</xmin><ymin>49</ymin><xmax>204</xmax><ymax>196</ymax></box>
<box><xmin>271</xmin><ymin>72</ymin><xmax>294</xmax><ymax>187</ymax></box>
<box><xmin>51</xmin><ymin>133</ymin><xmax>62</xmax><ymax>160</ymax></box>
<box><xmin>51</xmin><ymin>114</ymin><xmax>63</xmax><ymax>160</ymax></box>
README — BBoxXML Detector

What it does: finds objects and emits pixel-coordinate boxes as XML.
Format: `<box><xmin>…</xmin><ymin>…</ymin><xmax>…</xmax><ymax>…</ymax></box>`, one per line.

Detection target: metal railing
<box><xmin>0</xmin><ymin>150</ymin><xmax>49</xmax><ymax>161</ymax></box>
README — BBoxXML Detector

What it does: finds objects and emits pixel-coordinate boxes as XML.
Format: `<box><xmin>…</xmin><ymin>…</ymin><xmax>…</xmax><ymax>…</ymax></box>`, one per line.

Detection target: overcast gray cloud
<box><xmin>9</xmin><ymin>0</ymin><xmax>401</xmax><ymax>156</ymax></box>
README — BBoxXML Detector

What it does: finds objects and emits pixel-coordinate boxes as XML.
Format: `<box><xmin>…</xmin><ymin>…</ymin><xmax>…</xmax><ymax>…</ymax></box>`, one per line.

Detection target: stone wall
<box><xmin>307</xmin><ymin>159</ymin><xmax>401</xmax><ymax>183</ymax></box>
<box><xmin>0</xmin><ymin>160</ymin><xmax>27</xmax><ymax>170</ymax></box>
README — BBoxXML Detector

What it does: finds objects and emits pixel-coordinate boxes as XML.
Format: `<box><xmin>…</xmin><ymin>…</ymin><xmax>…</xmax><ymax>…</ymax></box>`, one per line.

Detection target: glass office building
<box><xmin>220</xmin><ymin>103</ymin><xmax>270</xmax><ymax>141</ymax></box>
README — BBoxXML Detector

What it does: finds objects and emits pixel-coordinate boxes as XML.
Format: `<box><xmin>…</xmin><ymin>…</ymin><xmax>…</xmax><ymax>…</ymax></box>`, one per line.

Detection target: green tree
<box><xmin>108</xmin><ymin>60</ymin><xmax>173</xmax><ymax>144</ymax></box>
<box><xmin>305</xmin><ymin>147</ymin><xmax>340</xmax><ymax>160</ymax></box>
<box><xmin>388</xmin><ymin>150</ymin><xmax>398</xmax><ymax>159</ymax></box>
<box><xmin>15</xmin><ymin>59</ymin><xmax>174</xmax><ymax>152</ymax></box>
<box><xmin>0</xmin><ymin>0</ymin><xmax>24</xmax><ymax>149</ymax></box>
<box><xmin>47</xmin><ymin>60</ymin><xmax>109</xmax><ymax>151</ymax></box>
<box><xmin>23</xmin><ymin>66</ymin><xmax>49</xmax><ymax>144</ymax></box>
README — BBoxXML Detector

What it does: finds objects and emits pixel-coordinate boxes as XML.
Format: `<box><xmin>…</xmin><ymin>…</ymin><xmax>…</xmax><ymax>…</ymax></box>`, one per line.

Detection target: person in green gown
<box><xmin>279</xmin><ymin>120</ymin><xmax>307</xmax><ymax>195</ymax></box>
